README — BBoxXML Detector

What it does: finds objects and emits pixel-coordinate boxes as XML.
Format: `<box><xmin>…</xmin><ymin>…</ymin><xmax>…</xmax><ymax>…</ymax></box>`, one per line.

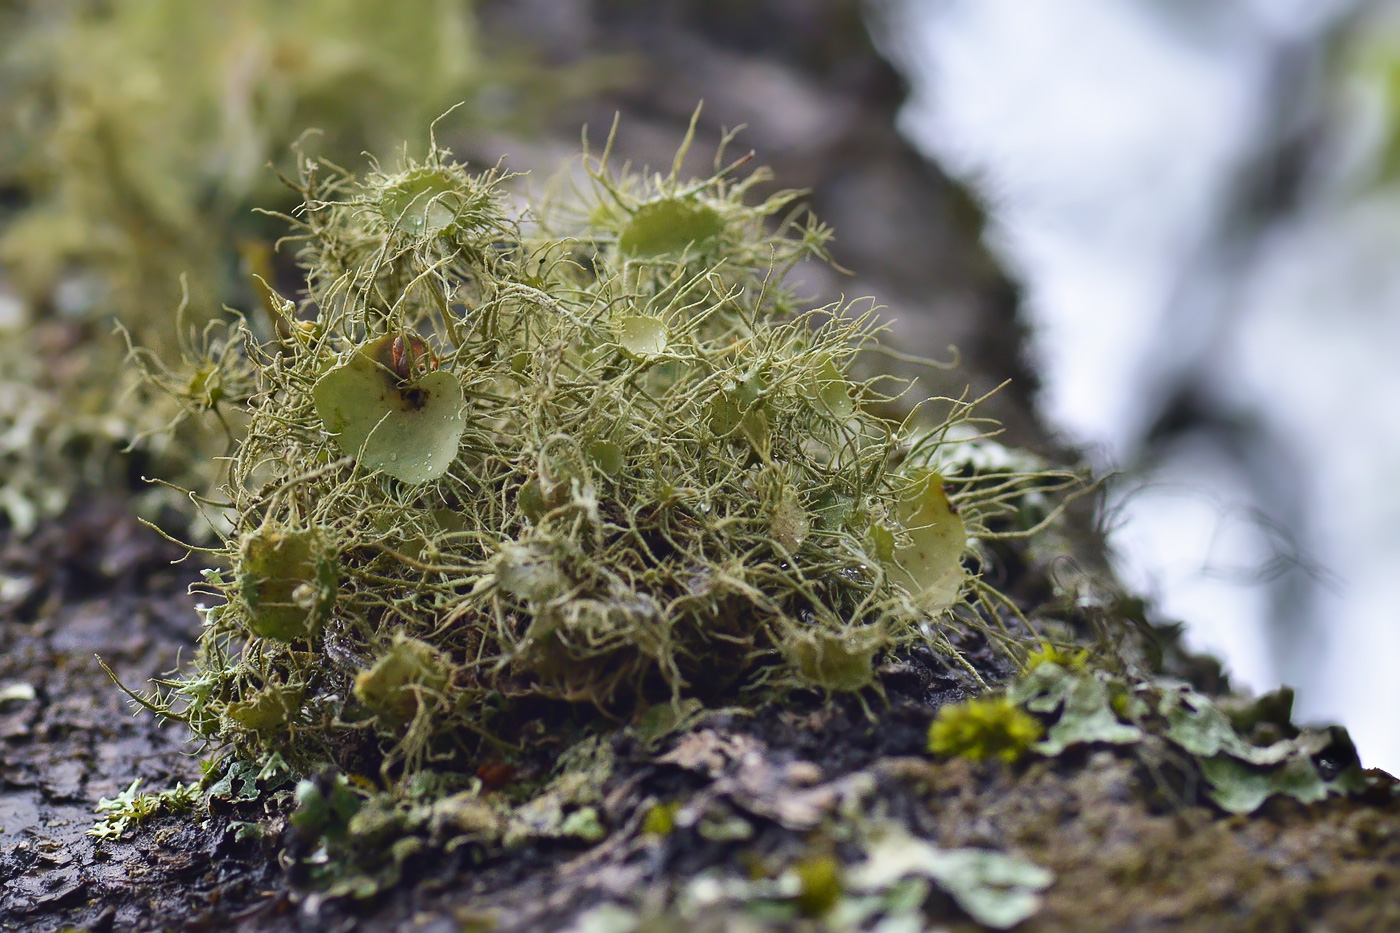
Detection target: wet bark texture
<box><xmin>3</xmin><ymin>3</ymin><xmax>1398</xmax><ymax>931</ymax></box>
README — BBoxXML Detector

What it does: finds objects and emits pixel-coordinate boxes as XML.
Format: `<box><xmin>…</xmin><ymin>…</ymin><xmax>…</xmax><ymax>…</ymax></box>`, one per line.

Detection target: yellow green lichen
<box><xmin>926</xmin><ymin>695</ymin><xmax>1045</xmax><ymax>764</ymax></box>
<box><xmin>641</xmin><ymin>800</ymin><xmax>680</xmax><ymax>837</ymax></box>
<box><xmin>792</xmin><ymin>852</ymin><xmax>844</xmax><ymax>918</ymax></box>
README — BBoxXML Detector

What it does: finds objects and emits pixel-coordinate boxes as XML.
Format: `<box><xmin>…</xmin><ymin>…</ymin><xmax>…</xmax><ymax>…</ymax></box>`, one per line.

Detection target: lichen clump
<box><xmin>926</xmin><ymin>696</ymin><xmax>1044</xmax><ymax>764</ymax></box>
<box><xmin>160</xmin><ymin>122</ymin><xmax>1063</xmax><ymax>781</ymax></box>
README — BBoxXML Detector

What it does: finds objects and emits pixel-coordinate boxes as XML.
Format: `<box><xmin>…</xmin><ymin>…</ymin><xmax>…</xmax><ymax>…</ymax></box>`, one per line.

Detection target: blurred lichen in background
<box><xmin>0</xmin><ymin>0</ymin><xmax>587</xmax><ymax>534</ymax></box>
<box><xmin>0</xmin><ymin>0</ymin><xmax>553</xmax><ymax>331</ymax></box>
<box><xmin>1342</xmin><ymin>2</ymin><xmax>1400</xmax><ymax>189</ymax></box>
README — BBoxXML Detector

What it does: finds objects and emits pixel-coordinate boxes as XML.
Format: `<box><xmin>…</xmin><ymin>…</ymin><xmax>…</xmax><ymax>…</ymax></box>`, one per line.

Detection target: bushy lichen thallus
<box><xmin>120</xmin><ymin>112</ymin><xmax>1082</xmax><ymax>787</ymax></box>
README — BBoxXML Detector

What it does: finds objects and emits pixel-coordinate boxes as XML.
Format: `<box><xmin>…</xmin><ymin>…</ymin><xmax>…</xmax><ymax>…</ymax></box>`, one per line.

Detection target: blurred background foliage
<box><xmin>1342</xmin><ymin>2</ymin><xmax>1400</xmax><ymax>186</ymax></box>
